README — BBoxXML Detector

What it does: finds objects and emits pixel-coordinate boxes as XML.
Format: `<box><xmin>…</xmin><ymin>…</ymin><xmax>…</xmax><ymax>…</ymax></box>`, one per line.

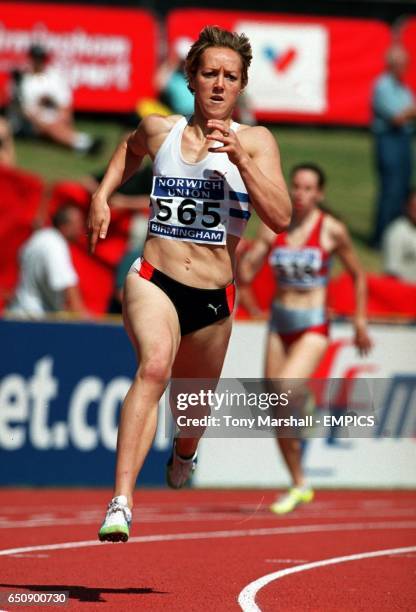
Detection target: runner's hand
<box><xmin>87</xmin><ymin>196</ymin><xmax>110</xmax><ymax>254</ymax></box>
<box><xmin>206</xmin><ymin>119</ymin><xmax>248</xmax><ymax>167</ymax></box>
<box><xmin>354</xmin><ymin>321</ymin><xmax>372</xmax><ymax>356</ymax></box>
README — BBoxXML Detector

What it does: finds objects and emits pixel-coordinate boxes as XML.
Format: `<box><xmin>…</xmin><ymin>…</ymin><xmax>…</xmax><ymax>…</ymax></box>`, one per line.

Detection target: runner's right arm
<box><xmin>87</xmin><ymin>115</ymin><xmax>172</xmax><ymax>253</ymax></box>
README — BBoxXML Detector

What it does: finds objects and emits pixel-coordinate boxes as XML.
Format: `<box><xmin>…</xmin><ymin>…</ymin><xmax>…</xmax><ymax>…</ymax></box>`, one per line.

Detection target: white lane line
<box><xmin>238</xmin><ymin>545</ymin><xmax>416</xmax><ymax>612</ymax></box>
<box><xmin>1</xmin><ymin>520</ymin><xmax>415</xmax><ymax>557</ymax></box>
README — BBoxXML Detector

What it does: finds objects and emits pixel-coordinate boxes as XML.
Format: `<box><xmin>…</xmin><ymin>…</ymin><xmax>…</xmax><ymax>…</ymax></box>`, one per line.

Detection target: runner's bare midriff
<box><xmin>276</xmin><ymin>285</ymin><xmax>327</xmax><ymax>310</ymax></box>
<box><xmin>144</xmin><ymin>234</ymin><xmax>239</xmax><ymax>288</ymax></box>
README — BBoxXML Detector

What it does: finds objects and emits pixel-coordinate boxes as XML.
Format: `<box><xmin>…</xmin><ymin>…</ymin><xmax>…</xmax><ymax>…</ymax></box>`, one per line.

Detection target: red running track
<box><xmin>0</xmin><ymin>489</ymin><xmax>415</xmax><ymax>611</ymax></box>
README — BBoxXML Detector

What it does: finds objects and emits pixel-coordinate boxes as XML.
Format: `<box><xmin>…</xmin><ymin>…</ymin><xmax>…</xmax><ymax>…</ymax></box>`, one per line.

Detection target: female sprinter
<box><xmin>88</xmin><ymin>26</ymin><xmax>291</xmax><ymax>541</ymax></box>
<box><xmin>239</xmin><ymin>163</ymin><xmax>372</xmax><ymax>514</ymax></box>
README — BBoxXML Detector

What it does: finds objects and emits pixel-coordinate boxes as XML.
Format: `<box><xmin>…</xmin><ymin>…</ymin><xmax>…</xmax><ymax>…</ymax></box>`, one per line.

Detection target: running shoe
<box><xmin>166</xmin><ymin>442</ymin><xmax>197</xmax><ymax>489</ymax></box>
<box><xmin>269</xmin><ymin>486</ymin><xmax>314</xmax><ymax>515</ymax></box>
<box><xmin>98</xmin><ymin>495</ymin><xmax>132</xmax><ymax>542</ymax></box>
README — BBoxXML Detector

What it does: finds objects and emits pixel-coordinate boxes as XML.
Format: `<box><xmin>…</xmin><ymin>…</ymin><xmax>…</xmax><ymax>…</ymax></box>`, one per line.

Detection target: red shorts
<box><xmin>279</xmin><ymin>322</ymin><xmax>330</xmax><ymax>348</ymax></box>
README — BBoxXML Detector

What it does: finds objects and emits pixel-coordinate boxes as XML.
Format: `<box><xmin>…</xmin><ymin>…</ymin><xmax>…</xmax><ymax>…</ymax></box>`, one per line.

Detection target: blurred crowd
<box><xmin>6</xmin><ymin>44</ymin><xmax>103</xmax><ymax>155</ymax></box>
<box><xmin>0</xmin><ymin>37</ymin><xmax>415</xmax><ymax>320</ymax></box>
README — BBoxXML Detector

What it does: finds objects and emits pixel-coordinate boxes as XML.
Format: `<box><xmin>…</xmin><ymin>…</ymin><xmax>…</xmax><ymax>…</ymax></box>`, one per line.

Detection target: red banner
<box><xmin>402</xmin><ymin>19</ymin><xmax>416</xmax><ymax>94</ymax></box>
<box><xmin>0</xmin><ymin>2</ymin><xmax>158</xmax><ymax>111</ymax></box>
<box><xmin>167</xmin><ymin>9</ymin><xmax>392</xmax><ymax>126</ymax></box>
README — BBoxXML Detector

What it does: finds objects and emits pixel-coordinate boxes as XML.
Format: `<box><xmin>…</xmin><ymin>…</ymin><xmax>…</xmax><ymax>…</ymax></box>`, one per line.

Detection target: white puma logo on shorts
<box><xmin>208</xmin><ymin>303</ymin><xmax>221</xmax><ymax>315</ymax></box>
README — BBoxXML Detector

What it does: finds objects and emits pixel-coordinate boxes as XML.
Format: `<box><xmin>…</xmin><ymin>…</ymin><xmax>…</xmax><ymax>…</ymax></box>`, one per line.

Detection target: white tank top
<box><xmin>148</xmin><ymin>116</ymin><xmax>251</xmax><ymax>245</ymax></box>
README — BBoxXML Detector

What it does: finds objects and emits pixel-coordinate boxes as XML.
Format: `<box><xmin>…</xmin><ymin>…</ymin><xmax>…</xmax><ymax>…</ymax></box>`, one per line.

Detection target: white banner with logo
<box><xmin>236</xmin><ymin>21</ymin><xmax>328</xmax><ymax>114</ymax></box>
<box><xmin>195</xmin><ymin>322</ymin><xmax>416</xmax><ymax>488</ymax></box>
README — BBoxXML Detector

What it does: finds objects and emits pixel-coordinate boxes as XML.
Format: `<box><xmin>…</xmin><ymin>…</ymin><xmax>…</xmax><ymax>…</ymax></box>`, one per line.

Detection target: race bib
<box><xmin>148</xmin><ymin>176</ymin><xmax>228</xmax><ymax>245</ymax></box>
<box><xmin>270</xmin><ymin>247</ymin><xmax>323</xmax><ymax>286</ymax></box>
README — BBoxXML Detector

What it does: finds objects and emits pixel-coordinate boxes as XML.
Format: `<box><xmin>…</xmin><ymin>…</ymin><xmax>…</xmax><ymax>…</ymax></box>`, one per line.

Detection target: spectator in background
<box><xmin>8</xmin><ymin>204</ymin><xmax>89</xmax><ymax>318</ymax></box>
<box><xmin>382</xmin><ymin>188</ymin><xmax>416</xmax><ymax>283</ymax></box>
<box><xmin>8</xmin><ymin>44</ymin><xmax>102</xmax><ymax>154</ymax></box>
<box><xmin>155</xmin><ymin>37</ymin><xmax>195</xmax><ymax>116</ymax></box>
<box><xmin>0</xmin><ymin>116</ymin><xmax>16</xmax><ymax>166</ymax></box>
<box><xmin>371</xmin><ymin>44</ymin><xmax>416</xmax><ymax>246</ymax></box>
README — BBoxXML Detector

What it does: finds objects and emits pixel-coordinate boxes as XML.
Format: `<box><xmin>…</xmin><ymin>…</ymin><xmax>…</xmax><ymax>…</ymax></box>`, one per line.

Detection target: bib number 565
<box><xmin>156</xmin><ymin>198</ymin><xmax>221</xmax><ymax>228</ymax></box>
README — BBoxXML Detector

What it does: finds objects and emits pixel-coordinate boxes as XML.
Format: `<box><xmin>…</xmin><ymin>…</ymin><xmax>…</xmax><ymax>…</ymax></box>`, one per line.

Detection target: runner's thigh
<box><xmin>123</xmin><ymin>272</ymin><xmax>181</xmax><ymax>365</ymax></box>
<box><xmin>280</xmin><ymin>332</ymin><xmax>329</xmax><ymax>379</ymax></box>
<box><xmin>264</xmin><ymin>331</ymin><xmax>287</xmax><ymax>378</ymax></box>
<box><xmin>170</xmin><ymin>318</ymin><xmax>233</xmax><ymax>419</ymax></box>
<box><xmin>173</xmin><ymin>316</ymin><xmax>233</xmax><ymax>379</ymax></box>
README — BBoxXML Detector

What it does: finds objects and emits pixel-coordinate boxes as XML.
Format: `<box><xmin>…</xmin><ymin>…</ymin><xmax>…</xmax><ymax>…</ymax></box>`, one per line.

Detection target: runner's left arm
<box><xmin>334</xmin><ymin>222</ymin><xmax>372</xmax><ymax>355</ymax></box>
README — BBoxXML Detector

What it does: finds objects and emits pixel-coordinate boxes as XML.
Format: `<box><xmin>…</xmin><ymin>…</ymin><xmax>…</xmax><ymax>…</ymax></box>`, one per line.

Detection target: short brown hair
<box><xmin>185</xmin><ymin>25</ymin><xmax>252</xmax><ymax>92</ymax></box>
<box><xmin>290</xmin><ymin>163</ymin><xmax>326</xmax><ymax>189</ymax></box>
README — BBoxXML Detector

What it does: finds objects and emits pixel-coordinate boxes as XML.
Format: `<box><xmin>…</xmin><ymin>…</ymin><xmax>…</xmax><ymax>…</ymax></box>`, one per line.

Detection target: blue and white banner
<box><xmin>0</xmin><ymin>319</ymin><xmax>172</xmax><ymax>486</ymax></box>
<box><xmin>1</xmin><ymin>319</ymin><xmax>415</xmax><ymax>487</ymax></box>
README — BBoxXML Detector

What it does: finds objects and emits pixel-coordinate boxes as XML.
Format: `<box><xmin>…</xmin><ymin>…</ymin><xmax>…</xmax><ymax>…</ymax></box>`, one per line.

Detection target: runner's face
<box><xmin>290</xmin><ymin>170</ymin><xmax>323</xmax><ymax>215</ymax></box>
<box><xmin>191</xmin><ymin>47</ymin><xmax>243</xmax><ymax>119</ymax></box>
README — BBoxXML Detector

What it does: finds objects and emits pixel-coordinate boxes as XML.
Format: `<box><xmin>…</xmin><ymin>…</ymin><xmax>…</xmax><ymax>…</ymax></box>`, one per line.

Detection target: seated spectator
<box><xmin>0</xmin><ymin>116</ymin><xmax>16</xmax><ymax>166</ymax></box>
<box><xmin>7</xmin><ymin>204</ymin><xmax>89</xmax><ymax>318</ymax></box>
<box><xmin>8</xmin><ymin>44</ymin><xmax>102</xmax><ymax>154</ymax></box>
<box><xmin>382</xmin><ymin>188</ymin><xmax>416</xmax><ymax>283</ymax></box>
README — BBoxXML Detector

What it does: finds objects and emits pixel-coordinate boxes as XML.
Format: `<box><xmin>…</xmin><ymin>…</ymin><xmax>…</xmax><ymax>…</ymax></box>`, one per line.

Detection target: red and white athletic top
<box><xmin>269</xmin><ymin>211</ymin><xmax>331</xmax><ymax>289</ymax></box>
